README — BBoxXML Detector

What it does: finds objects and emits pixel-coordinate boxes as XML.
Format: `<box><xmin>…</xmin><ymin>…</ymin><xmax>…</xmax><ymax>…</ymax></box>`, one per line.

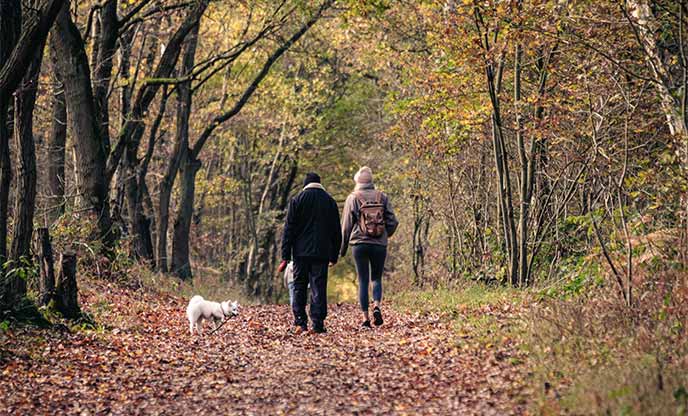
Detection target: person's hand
<box><xmin>278</xmin><ymin>260</ymin><xmax>288</xmax><ymax>273</ymax></box>
<box><xmin>328</xmin><ymin>261</ymin><xmax>336</xmax><ymax>267</ymax></box>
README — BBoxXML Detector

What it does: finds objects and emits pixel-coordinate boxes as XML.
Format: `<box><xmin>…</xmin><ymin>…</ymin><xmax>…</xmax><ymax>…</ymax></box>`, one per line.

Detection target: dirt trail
<box><xmin>1</xmin><ymin>281</ymin><xmax>526</xmax><ymax>415</ymax></box>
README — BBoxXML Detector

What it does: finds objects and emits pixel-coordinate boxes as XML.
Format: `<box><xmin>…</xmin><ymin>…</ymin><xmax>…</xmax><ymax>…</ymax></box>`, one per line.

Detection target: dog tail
<box><xmin>189</xmin><ymin>295</ymin><xmax>204</xmax><ymax>305</ymax></box>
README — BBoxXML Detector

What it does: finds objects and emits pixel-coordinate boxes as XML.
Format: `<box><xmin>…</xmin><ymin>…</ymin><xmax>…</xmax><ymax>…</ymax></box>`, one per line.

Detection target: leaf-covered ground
<box><xmin>1</xmin><ymin>279</ymin><xmax>527</xmax><ymax>415</ymax></box>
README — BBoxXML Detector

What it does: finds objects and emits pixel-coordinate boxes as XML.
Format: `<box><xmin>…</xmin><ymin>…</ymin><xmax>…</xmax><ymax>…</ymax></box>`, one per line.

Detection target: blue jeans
<box><xmin>288</xmin><ymin>280</ymin><xmax>308</xmax><ymax>307</ymax></box>
<box><xmin>288</xmin><ymin>280</ymin><xmax>295</xmax><ymax>307</ymax></box>
<box><xmin>352</xmin><ymin>244</ymin><xmax>387</xmax><ymax>312</ymax></box>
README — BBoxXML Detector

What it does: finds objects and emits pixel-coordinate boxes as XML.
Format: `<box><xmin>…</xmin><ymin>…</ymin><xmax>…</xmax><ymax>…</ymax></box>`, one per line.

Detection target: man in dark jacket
<box><xmin>278</xmin><ymin>172</ymin><xmax>341</xmax><ymax>333</ymax></box>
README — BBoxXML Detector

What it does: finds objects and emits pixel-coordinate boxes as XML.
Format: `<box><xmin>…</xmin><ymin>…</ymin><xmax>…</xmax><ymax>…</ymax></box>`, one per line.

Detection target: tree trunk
<box><xmin>51</xmin><ymin>4</ymin><xmax>113</xmax><ymax>249</ymax></box>
<box><xmin>134</xmin><ymin>87</ymin><xmax>168</xmax><ymax>264</ymax></box>
<box><xmin>110</xmin><ymin>167</ymin><xmax>126</xmax><ymax>231</ymax></box>
<box><xmin>627</xmin><ymin>0</ymin><xmax>687</xmax><ymax>138</ymax></box>
<box><xmin>123</xmin><ymin>124</ymin><xmax>154</xmax><ymax>261</ymax></box>
<box><xmin>488</xmin><ymin>82</ymin><xmax>518</xmax><ymax>285</ymax></box>
<box><xmin>110</xmin><ymin>2</ymin><xmax>207</xmax><ymax>263</ymax></box>
<box><xmin>110</xmin><ymin>31</ymin><xmax>134</xmax><ymax>228</ymax></box>
<box><xmin>157</xmin><ymin>171</ymin><xmax>175</xmax><ymax>272</ymax></box>
<box><xmin>35</xmin><ymin>228</ymin><xmax>55</xmax><ymax>307</ymax></box>
<box><xmin>412</xmin><ymin>191</ymin><xmax>426</xmax><ymax>285</ymax></box>
<box><xmin>157</xmin><ymin>23</ymin><xmax>200</xmax><ymax>272</ymax></box>
<box><xmin>0</xmin><ymin>103</ymin><xmax>11</xmax><ymax>268</ymax></box>
<box><xmin>514</xmin><ymin>43</ymin><xmax>528</xmax><ymax>287</ymax></box>
<box><xmin>474</xmin><ymin>7</ymin><xmax>519</xmax><ymax>284</ymax></box>
<box><xmin>10</xmin><ymin>36</ymin><xmax>44</xmax><ymax>265</ymax></box>
<box><xmin>171</xmin><ymin>151</ymin><xmax>201</xmax><ymax>279</ymax></box>
<box><xmin>91</xmin><ymin>0</ymin><xmax>118</xmax><ymax>151</ymax></box>
<box><xmin>55</xmin><ymin>252</ymin><xmax>79</xmax><ymax>319</ymax></box>
<box><xmin>486</xmin><ymin>52</ymin><xmax>518</xmax><ymax>285</ymax></box>
<box><xmin>521</xmin><ymin>45</ymin><xmax>554</xmax><ymax>286</ymax></box>
<box><xmin>47</xmin><ymin>44</ymin><xmax>66</xmax><ymax>221</ymax></box>
<box><xmin>0</xmin><ymin>0</ymin><xmax>64</xmax><ymax>95</ymax></box>
<box><xmin>0</xmin><ymin>0</ymin><xmax>21</xmax><ymax>286</ymax></box>
<box><xmin>6</xmin><ymin>18</ymin><xmax>46</xmax><ymax>303</ymax></box>
<box><xmin>626</xmin><ymin>0</ymin><xmax>688</xmax><ymax>255</ymax></box>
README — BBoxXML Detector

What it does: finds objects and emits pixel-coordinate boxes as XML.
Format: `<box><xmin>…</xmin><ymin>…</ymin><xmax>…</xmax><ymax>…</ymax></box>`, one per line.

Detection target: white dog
<box><xmin>186</xmin><ymin>295</ymin><xmax>239</xmax><ymax>335</ymax></box>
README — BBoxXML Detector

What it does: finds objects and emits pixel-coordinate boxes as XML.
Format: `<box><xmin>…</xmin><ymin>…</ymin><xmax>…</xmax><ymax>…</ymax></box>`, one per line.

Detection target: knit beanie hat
<box><xmin>354</xmin><ymin>166</ymin><xmax>373</xmax><ymax>184</ymax></box>
<box><xmin>303</xmin><ymin>172</ymin><xmax>321</xmax><ymax>187</ymax></box>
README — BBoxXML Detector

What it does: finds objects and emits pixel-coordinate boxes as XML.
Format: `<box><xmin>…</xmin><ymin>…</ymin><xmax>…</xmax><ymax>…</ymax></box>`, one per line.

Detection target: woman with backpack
<box><xmin>340</xmin><ymin>167</ymin><xmax>399</xmax><ymax>328</ymax></box>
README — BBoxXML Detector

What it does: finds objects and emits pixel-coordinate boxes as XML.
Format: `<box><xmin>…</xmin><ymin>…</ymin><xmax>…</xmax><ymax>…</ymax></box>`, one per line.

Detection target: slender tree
<box><xmin>170</xmin><ymin>0</ymin><xmax>334</xmax><ymax>279</ymax></box>
<box><xmin>46</xmin><ymin>45</ymin><xmax>66</xmax><ymax>221</ymax></box>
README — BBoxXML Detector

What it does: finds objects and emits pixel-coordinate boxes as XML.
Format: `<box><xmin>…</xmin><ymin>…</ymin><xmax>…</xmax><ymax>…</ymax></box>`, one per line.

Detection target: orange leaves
<box><xmin>247</xmin><ymin>319</ymin><xmax>266</xmax><ymax>331</ymax></box>
<box><xmin>0</xmin><ymin>277</ymin><xmax>528</xmax><ymax>415</ymax></box>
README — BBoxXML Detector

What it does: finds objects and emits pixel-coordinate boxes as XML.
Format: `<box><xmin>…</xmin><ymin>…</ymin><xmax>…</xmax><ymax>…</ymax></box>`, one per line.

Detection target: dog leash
<box><xmin>207</xmin><ymin>312</ymin><xmax>236</xmax><ymax>336</ymax></box>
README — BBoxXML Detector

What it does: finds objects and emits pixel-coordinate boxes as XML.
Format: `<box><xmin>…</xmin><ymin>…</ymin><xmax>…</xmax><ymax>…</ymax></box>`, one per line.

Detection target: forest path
<box><xmin>1</xmin><ymin>280</ymin><xmax>526</xmax><ymax>415</ymax></box>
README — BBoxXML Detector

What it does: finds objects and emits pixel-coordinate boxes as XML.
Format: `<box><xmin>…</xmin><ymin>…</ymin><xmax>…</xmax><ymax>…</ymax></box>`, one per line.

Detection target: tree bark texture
<box><xmin>51</xmin><ymin>4</ymin><xmax>113</xmax><ymax>248</ymax></box>
<box><xmin>35</xmin><ymin>228</ymin><xmax>55</xmax><ymax>307</ymax></box>
<box><xmin>55</xmin><ymin>252</ymin><xmax>79</xmax><ymax>319</ymax></box>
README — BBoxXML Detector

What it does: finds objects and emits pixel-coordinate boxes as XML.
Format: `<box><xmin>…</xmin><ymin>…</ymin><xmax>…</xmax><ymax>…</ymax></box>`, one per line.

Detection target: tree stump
<box><xmin>34</xmin><ymin>228</ymin><xmax>55</xmax><ymax>306</ymax></box>
<box><xmin>55</xmin><ymin>252</ymin><xmax>79</xmax><ymax>318</ymax></box>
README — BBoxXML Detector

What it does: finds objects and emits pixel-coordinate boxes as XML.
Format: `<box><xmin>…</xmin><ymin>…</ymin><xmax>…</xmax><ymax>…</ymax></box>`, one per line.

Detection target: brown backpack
<box><xmin>356</xmin><ymin>191</ymin><xmax>385</xmax><ymax>238</ymax></box>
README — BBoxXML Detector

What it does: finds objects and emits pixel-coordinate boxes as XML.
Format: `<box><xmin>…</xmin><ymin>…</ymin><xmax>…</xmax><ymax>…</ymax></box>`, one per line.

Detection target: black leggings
<box><xmin>352</xmin><ymin>244</ymin><xmax>387</xmax><ymax>312</ymax></box>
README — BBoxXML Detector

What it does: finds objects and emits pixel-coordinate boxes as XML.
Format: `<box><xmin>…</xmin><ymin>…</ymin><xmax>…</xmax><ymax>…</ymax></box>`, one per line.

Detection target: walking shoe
<box><xmin>373</xmin><ymin>306</ymin><xmax>383</xmax><ymax>326</ymax></box>
<box><xmin>361</xmin><ymin>320</ymin><xmax>372</xmax><ymax>329</ymax></box>
<box><xmin>313</xmin><ymin>325</ymin><xmax>327</xmax><ymax>334</ymax></box>
<box><xmin>293</xmin><ymin>324</ymin><xmax>307</xmax><ymax>334</ymax></box>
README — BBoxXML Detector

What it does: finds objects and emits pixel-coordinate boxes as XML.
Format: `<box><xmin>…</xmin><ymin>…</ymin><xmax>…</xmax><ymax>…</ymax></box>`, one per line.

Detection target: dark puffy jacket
<box><xmin>281</xmin><ymin>183</ymin><xmax>342</xmax><ymax>263</ymax></box>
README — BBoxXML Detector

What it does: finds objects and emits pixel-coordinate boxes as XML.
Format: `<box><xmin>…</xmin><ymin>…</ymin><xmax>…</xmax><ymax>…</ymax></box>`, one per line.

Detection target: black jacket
<box><xmin>281</xmin><ymin>184</ymin><xmax>342</xmax><ymax>263</ymax></box>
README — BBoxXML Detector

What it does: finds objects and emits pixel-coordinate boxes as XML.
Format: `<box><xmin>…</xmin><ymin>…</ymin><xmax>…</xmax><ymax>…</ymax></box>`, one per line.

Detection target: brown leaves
<box><xmin>0</xmin><ymin>279</ymin><xmax>527</xmax><ymax>415</ymax></box>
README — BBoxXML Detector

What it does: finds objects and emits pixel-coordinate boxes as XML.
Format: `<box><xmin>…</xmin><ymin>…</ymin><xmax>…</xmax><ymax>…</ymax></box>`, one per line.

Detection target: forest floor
<box><xmin>0</xmin><ymin>276</ymin><xmax>529</xmax><ymax>415</ymax></box>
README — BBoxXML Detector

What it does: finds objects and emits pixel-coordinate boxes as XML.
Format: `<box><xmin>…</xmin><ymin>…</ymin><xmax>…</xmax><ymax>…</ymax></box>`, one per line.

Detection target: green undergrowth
<box><xmin>0</xmin><ymin>295</ymin><xmax>99</xmax><ymax>342</ymax></box>
<box><xmin>391</xmin><ymin>282</ymin><xmax>528</xmax><ymax>345</ymax></box>
<box><xmin>526</xmin><ymin>272</ymin><xmax>688</xmax><ymax>415</ymax></box>
<box><xmin>0</xmin><ymin>297</ymin><xmax>51</xmax><ymax>328</ymax></box>
<box><xmin>390</xmin><ymin>269</ymin><xmax>688</xmax><ymax>415</ymax></box>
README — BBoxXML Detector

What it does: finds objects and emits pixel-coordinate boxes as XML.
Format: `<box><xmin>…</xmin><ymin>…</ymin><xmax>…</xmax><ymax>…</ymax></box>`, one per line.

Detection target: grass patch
<box><xmin>393</xmin><ymin>282</ymin><xmax>522</xmax><ymax>312</ymax></box>
<box><xmin>392</xmin><ymin>282</ymin><xmax>528</xmax><ymax>345</ymax></box>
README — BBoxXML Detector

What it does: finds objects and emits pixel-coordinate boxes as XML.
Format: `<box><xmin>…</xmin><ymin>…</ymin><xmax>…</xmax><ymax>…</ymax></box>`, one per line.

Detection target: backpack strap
<box><xmin>354</xmin><ymin>191</ymin><xmax>365</xmax><ymax>207</ymax></box>
<box><xmin>355</xmin><ymin>190</ymin><xmax>382</xmax><ymax>205</ymax></box>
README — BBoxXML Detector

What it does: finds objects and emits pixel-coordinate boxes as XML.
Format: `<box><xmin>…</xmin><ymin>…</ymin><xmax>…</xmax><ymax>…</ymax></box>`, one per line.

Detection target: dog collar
<box><xmin>222</xmin><ymin>306</ymin><xmax>237</xmax><ymax>318</ymax></box>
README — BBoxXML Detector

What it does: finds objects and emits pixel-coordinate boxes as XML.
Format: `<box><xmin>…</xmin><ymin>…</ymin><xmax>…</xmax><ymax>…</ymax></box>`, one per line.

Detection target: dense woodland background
<box><xmin>1</xmin><ymin>0</ymin><xmax>688</xmax><ymax>413</ymax></box>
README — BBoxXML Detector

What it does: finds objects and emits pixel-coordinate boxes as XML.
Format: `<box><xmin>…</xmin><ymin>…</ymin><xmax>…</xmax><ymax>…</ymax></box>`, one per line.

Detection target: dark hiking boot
<box><xmin>361</xmin><ymin>320</ymin><xmax>372</xmax><ymax>329</ymax></box>
<box><xmin>373</xmin><ymin>307</ymin><xmax>383</xmax><ymax>326</ymax></box>
<box><xmin>313</xmin><ymin>324</ymin><xmax>327</xmax><ymax>334</ymax></box>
